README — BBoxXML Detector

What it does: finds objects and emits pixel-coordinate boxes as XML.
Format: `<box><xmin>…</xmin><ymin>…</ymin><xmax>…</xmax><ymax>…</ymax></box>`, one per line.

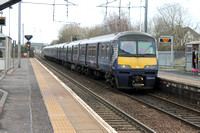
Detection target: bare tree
<box><xmin>103</xmin><ymin>12</ymin><xmax>131</xmax><ymax>34</ymax></box>
<box><xmin>152</xmin><ymin>3</ymin><xmax>190</xmax><ymax>37</ymax></box>
<box><xmin>56</xmin><ymin>24</ymin><xmax>88</xmax><ymax>44</ymax></box>
<box><xmin>50</xmin><ymin>11</ymin><xmax>134</xmax><ymax>45</ymax></box>
<box><xmin>148</xmin><ymin>3</ymin><xmax>200</xmax><ymax>50</ymax></box>
<box><xmin>87</xmin><ymin>25</ymin><xmax>105</xmax><ymax>38</ymax></box>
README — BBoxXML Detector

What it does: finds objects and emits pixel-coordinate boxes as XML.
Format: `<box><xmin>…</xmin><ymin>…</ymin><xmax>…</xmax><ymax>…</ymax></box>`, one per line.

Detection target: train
<box><xmin>43</xmin><ymin>31</ymin><xmax>158</xmax><ymax>90</ymax></box>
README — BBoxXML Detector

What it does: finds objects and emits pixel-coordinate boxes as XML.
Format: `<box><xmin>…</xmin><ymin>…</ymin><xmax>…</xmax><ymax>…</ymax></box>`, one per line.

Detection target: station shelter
<box><xmin>185</xmin><ymin>41</ymin><xmax>200</xmax><ymax>71</ymax></box>
<box><xmin>0</xmin><ymin>33</ymin><xmax>12</xmax><ymax>72</ymax></box>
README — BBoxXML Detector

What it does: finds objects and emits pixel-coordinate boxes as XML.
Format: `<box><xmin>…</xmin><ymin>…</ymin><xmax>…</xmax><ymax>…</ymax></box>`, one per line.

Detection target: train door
<box><xmin>97</xmin><ymin>43</ymin><xmax>100</xmax><ymax>68</ymax></box>
<box><xmin>72</xmin><ymin>46</ymin><xmax>74</xmax><ymax>62</ymax></box>
<box><xmin>78</xmin><ymin>44</ymin><xmax>80</xmax><ymax>62</ymax></box>
<box><xmin>57</xmin><ymin>47</ymin><xmax>59</xmax><ymax>59</ymax></box>
<box><xmin>62</xmin><ymin>46</ymin><xmax>64</xmax><ymax>60</ymax></box>
<box><xmin>85</xmin><ymin>44</ymin><xmax>88</xmax><ymax>66</ymax></box>
<box><xmin>66</xmin><ymin>46</ymin><xmax>68</xmax><ymax>61</ymax></box>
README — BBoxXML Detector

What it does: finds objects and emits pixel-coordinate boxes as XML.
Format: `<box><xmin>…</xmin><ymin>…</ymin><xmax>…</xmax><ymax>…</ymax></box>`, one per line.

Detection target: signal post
<box><xmin>24</xmin><ymin>35</ymin><xmax>33</xmax><ymax>58</ymax></box>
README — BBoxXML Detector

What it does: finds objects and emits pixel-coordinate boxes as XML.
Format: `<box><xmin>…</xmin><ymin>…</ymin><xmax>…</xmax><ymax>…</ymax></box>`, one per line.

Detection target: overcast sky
<box><xmin>0</xmin><ymin>0</ymin><xmax>199</xmax><ymax>44</ymax></box>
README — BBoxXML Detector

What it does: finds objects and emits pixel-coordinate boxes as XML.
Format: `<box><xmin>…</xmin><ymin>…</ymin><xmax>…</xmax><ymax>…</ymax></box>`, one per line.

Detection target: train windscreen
<box><xmin>118</xmin><ymin>35</ymin><xmax>156</xmax><ymax>57</ymax></box>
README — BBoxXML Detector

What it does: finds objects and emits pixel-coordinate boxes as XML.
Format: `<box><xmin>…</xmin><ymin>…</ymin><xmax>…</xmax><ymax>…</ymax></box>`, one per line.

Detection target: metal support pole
<box><xmin>128</xmin><ymin>2</ymin><xmax>131</xmax><ymax>30</ymax></box>
<box><xmin>118</xmin><ymin>0</ymin><xmax>121</xmax><ymax>32</ymax></box>
<box><xmin>13</xmin><ymin>40</ymin><xmax>16</xmax><ymax>68</ymax></box>
<box><xmin>18</xmin><ymin>2</ymin><xmax>21</xmax><ymax>68</ymax></box>
<box><xmin>0</xmin><ymin>11</ymin><xmax>2</xmax><ymax>33</ymax></box>
<box><xmin>144</xmin><ymin>0</ymin><xmax>148</xmax><ymax>33</ymax></box>
<box><xmin>171</xmin><ymin>36</ymin><xmax>174</xmax><ymax>69</ymax></box>
<box><xmin>27</xmin><ymin>51</ymin><xmax>29</xmax><ymax>59</ymax></box>
<box><xmin>9</xmin><ymin>7</ymin><xmax>12</xmax><ymax>36</ymax></box>
<box><xmin>22</xmin><ymin>24</ymin><xmax>24</xmax><ymax>45</ymax></box>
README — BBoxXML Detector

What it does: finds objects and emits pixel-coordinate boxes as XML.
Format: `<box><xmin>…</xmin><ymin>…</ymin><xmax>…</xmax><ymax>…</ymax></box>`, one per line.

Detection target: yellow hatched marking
<box><xmin>30</xmin><ymin>59</ymin><xmax>76</xmax><ymax>133</ymax></box>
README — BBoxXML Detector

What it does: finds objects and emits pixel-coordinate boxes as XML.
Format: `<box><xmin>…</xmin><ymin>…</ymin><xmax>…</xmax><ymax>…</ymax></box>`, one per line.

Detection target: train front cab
<box><xmin>113</xmin><ymin>34</ymin><xmax>158</xmax><ymax>89</ymax></box>
<box><xmin>114</xmin><ymin>58</ymin><xmax>158</xmax><ymax>89</ymax></box>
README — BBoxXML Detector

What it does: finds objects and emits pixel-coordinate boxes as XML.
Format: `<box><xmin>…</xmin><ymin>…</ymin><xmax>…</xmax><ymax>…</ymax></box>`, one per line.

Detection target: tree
<box><xmin>56</xmin><ymin>24</ymin><xmax>88</xmax><ymax>44</ymax></box>
<box><xmin>103</xmin><ymin>12</ymin><xmax>131</xmax><ymax>34</ymax></box>
<box><xmin>152</xmin><ymin>3</ymin><xmax>190</xmax><ymax>38</ymax></box>
<box><xmin>50</xmin><ymin>11</ymin><xmax>133</xmax><ymax>45</ymax></box>
<box><xmin>149</xmin><ymin>3</ymin><xmax>200</xmax><ymax>51</ymax></box>
<box><xmin>87</xmin><ymin>25</ymin><xmax>105</xmax><ymax>38</ymax></box>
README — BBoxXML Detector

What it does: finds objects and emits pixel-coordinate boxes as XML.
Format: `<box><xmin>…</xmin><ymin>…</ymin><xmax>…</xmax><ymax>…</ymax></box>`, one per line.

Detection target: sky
<box><xmin>0</xmin><ymin>0</ymin><xmax>9</xmax><ymax>5</ymax></box>
<box><xmin>0</xmin><ymin>0</ymin><xmax>199</xmax><ymax>44</ymax></box>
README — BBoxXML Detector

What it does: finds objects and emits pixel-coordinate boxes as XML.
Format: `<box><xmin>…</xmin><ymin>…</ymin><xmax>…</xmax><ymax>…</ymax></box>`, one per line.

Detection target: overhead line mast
<box><xmin>22</xmin><ymin>1</ymin><xmax>78</xmax><ymax>24</ymax></box>
<box><xmin>97</xmin><ymin>0</ymin><xmax>148</xmax><ymax>32</ymax></box>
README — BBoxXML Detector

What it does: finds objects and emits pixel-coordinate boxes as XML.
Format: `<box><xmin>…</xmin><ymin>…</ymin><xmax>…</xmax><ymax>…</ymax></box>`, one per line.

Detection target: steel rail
<box><xmin>122</xmin><ymin>92</ymin><xmax>200</xmax><ymax>129</ymax></box>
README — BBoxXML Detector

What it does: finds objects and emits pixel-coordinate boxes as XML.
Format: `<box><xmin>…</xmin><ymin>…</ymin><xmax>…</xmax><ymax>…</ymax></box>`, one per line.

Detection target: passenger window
<box><xmin>89</xmin><ymin>46</ymin><xmax>92</xmax><ymax>56</ymax></box>
<box><xmin>101</xmin><ymin>45</ymin><xmax>105</xmax><ymax>58</ymax></box>
<box><xmin>81</xmin><ymin>46</ymin><xmax>85</xmax><ymax>56</ymax></box>
<box><xmin>74</xmin><ymin>46</ymin><xmax>78</xmax><ymax>55</ymax></box>
<box><xmin>92</xmin><ymin>46</ymin><xmax>96</xmax><ymax>56</ymax></box>
<box><xmin>68</xmin><ymin>48</ymin><xmax>71</xmax><ymax>55</ymax></box>
<box><xmin>106</xmin><ymin>45</ymin><xmax>109</xmax><ymax>58</ymax></box>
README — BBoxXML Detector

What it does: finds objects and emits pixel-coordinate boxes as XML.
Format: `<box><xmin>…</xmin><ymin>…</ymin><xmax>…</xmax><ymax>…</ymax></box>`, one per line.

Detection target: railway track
<box><xmin>36</xmin><ymin>56</ymin><xmax>155</xmax><ymax>133</ymax></box>
<box><xmin>126</xmin><ymin>92</ymin><xmax>200</xmax><ymax>129</ymax></box>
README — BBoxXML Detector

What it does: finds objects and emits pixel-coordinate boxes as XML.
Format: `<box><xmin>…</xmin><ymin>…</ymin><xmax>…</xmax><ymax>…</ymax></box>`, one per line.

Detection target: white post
<box><xmin>18</xmin><ymin>2</ymin><xmax>21</xmax><ymax>68</ymax></box>
<box><xmin>171</xmin><ymin>36</ymin><xmax>174</xmax><ymax>69</ymax></box>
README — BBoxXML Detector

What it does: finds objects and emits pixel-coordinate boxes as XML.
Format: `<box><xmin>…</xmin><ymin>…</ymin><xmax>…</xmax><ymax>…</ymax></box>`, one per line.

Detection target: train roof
<box><xmin>44</xmin><ymin>43</ymin><xmax>67</xmax><ymax>49</ymax></box>
<box><xmin>44</xmin><ymin>31</ymin><xmax>154</xmax><ymax>48</ymax></box>
<box><xmin>80</xmin><ymin>31</ymin><xmax>153</xmax><ymax>44</ymax></box>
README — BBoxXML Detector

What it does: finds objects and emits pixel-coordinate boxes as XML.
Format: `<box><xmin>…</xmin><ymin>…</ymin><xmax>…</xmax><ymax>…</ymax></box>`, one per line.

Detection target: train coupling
<box><xmin>131</xmin><ymin>76</ymin><xmax>145</xmax><ymax>88</ymax></box>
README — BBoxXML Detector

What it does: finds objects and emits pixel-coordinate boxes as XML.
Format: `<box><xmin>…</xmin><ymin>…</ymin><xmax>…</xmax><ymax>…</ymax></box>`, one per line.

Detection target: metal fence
<box><xmin>158</xmin><ymin>51</ymin><xmax>185</xmax><ymax>70</ymax></box>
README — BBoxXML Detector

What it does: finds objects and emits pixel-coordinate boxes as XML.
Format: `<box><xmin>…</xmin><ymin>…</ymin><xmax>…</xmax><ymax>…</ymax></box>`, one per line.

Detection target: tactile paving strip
<box><xmin>30</xmin><ymin>59</ymin><xmax>76</xmax><ymax>133</ymax></box>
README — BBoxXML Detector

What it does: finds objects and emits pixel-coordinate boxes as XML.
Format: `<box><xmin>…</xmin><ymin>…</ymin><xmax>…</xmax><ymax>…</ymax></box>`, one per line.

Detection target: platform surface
<box><xmin>0</xmin><ymin>58</ymin><xmax>115</xmax><ymax>133</ymax></box>
<box><xmin>158</xmin><ymin>69</ymin><xmax>200</xmax><ymax>87</ymax></box>
<box><xmin>30</xmin><ymin>58</ymin><xmax>113</xmax><ymax>133</ymax></box>
<box><xmin>0</xmin><ymin>58</ymin><xmax>53</xmax><ymax>132</ymax></box>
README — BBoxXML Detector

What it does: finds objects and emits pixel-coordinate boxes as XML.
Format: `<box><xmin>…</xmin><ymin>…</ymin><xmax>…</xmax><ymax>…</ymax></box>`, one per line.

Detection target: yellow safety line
<box><xmin>30</xmin><ymin>58</ymin><xmax>76</xmax><ymax>133</ymax></box>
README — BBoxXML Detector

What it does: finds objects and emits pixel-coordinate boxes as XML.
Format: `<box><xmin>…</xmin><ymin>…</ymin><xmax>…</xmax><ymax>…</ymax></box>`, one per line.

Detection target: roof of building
<box><xmin>186</xmin><ymin>41</ymin><xmax>200</xmax><ymax>45</ymax></box>
<box><xmin>0</xmin><ymin>0</ymin><xmax>21</xmax><ymax>11</ymax></box>
<box><xmin>0</xmin><ymin>33</ymin><xmax>6</xmax><ymax>38</ymax></box>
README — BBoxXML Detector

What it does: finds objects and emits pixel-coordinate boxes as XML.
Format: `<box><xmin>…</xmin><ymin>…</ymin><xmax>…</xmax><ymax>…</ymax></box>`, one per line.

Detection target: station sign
<box><xmin>0</xmin><ymin>17</ymin><xmax>5</xmax><ymax>26</ymax></box>
<box><xmin>159</xmin><ymin>36</ymin><xmax>172</xmax><ymax>43</ymax></box>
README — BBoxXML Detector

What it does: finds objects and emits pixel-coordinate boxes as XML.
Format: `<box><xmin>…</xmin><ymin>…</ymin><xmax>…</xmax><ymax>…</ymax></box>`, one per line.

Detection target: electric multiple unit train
<box><xmin>43</xmin><ymin>31</ymin><xmax>158</xmax><ymax>90</ymax></box>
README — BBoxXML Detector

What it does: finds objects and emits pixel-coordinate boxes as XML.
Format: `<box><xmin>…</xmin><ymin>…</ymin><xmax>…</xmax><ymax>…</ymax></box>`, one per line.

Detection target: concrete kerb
<box><xmin>0</xmin><ymin>63</ymin><xmax>18</xmax><ymax>112</ymax></box>
<box><xmin>0</xmin><ymin>89</ymin><xmax>8</xmax><ymax>112</ymax></box>
<box><xmin>0</xmin><ymin>74</ymin><xmax>8</xmax><ymax>112</ymax></box>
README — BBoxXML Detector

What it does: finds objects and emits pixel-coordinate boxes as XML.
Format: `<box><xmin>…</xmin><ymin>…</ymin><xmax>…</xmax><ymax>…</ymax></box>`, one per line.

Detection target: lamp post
<box><xmin>9</xmin><ymin>6</ymin><xmax>13</xmax><ymax>36</ymax></box>
<box><xmin>18</xmin><ymin>2</ymin><xmax>21</xmax><ymax>68</ymax></box>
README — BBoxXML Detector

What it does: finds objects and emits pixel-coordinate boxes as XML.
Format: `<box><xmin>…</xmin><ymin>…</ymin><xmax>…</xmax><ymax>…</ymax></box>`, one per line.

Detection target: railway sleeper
<box><xmin>108</xmin><ymin>121</ymin><xmax>133</xmax><ymax>125</ymax></box>
<box><xmin>113</xmin><ymin>125</ymin><xmax>138</xmax><ymax>131</ymax></box>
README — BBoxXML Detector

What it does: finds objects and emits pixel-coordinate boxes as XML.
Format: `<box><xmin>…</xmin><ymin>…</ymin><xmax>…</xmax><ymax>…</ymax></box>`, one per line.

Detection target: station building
<box><xmin>0</xmin><ymin>33</ymin><xmax>12</xmax><ymax>72</ymax></box>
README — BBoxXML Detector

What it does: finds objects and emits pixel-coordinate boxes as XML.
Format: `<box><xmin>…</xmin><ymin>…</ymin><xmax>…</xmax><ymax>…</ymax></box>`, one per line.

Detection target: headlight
<box><xmin>118</xmin><ymin>65</ymin><xmax>131</xmax><ymax>69</ymax></box>
<box><xmin>144</xmin><ymin>65</ymin><xmax>157</xmax><ymax>69</ymax></box>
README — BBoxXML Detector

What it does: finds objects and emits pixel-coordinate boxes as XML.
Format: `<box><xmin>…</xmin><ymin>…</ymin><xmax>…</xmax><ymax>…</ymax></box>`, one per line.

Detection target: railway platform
<box><xmin>158</xmin><ymin>69</ymin><xmax>200</xmax><ymax>86</ymax></box>
<box><xmin>0</xmin><ymin>58</ymin><xmax>115</xmax><ymax>133</ymax></box>
<box><xmin>158</xmin><ymin>69</ymin><xmax>200</xmax><ymax>103</ymax></box>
